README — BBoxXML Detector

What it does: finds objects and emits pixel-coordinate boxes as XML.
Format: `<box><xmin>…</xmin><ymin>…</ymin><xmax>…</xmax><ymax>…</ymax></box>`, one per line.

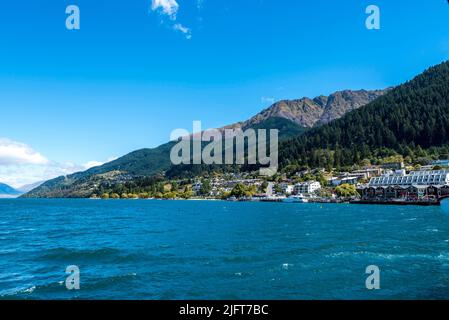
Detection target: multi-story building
<box><xmin>361</xmin><ymin>170</ymin><xmax>449</xmax><ymax>200</ymax></box>
<box><xmin>369</xmin><ymin>170</ymin><xmax>449</xmax><ymax>187</ymax></box>
<box><xmin>294</xmin><ymin>181</ymin><xmax>321</xmax><ymax>195</ymax></box>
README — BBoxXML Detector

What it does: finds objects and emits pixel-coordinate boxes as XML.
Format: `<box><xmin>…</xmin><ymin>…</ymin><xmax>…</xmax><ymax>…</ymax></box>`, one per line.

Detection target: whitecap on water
<box><xmin>22</xmin><ymin>286</ymin><xmax>36</xmax><ymax>293</ymax></box>
<box><xmin>282</xmin><ymin>263</ymin><xmax>293</xmax><ymax>270</ymax></box>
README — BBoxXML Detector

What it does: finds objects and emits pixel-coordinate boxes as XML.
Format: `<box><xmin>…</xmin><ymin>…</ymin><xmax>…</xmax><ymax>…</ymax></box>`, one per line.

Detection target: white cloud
<box><xmin>0</xmin><ymin>137</ymin><xmax>119</xmax><ymax>189</ymax></box>
<box><xmin>151</xmin><ymin>0</ymin><xmax>192</xmax><ymax>39</ymax></box>
<box><xmin>151</xmin><ymin>0</ymin><xmax>179</xmax><ymax>20</ymax></box>
<box><xmin>83</xmin><ymin>156</ymin><xmax>118</xmax><ymax>170</ymax></box>
<box><xmin>83</xmin><ymin>160</ymin><xmax>104</xmax><ymax>169</ymax></box>
<box><xmin>173</xmin><ymin>23</ymin><xmax>192</xmax><ymax>39</ymax></box>
<box><xmin>0</xmin><ymin>138</ymin><xmax>48</xmax><ymax>166</ymax></box>
<box><xmin>0</xmin><ymin>162</ymin><xmax>84</xmax><ymax>189</ymax></box>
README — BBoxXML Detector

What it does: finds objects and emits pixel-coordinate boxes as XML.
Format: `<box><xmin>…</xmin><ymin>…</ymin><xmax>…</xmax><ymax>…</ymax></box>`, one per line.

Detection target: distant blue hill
<box><xmin>0</xmin><ymin>183</ymin><xmax>22</xmax><ymax>197</ymax></box>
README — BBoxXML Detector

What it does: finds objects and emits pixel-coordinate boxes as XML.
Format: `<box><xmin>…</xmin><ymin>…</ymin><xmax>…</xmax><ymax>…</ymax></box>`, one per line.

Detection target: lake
<box><xmin>1</xmin><ymin>199</ymin><xmax>449</xmax><ymax>299</ymax></box>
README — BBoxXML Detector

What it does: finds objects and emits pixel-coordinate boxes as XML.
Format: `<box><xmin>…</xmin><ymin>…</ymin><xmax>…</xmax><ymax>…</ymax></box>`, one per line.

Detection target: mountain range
<box><xmin>23</xmin><ymin>88</ymin><xmax>386</xmax><ymax>198</ymax></box>
<box><xmin>24</xmin><ymin>60</ymin><xmax>449</xmax><ymax>198</ymax></box>
<box><xmin>0</xmin><ymin>183</ymin><xmax>22</xmax><ymax>198</ymax></box>
<box><xmin>222</xmin><ymin>89</ymin><xmax>389</xmax><ymax>131</ymax></box>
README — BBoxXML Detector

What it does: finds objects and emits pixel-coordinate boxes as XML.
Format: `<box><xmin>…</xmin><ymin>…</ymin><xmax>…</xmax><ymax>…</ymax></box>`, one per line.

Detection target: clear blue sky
<box><xmin>1</xmin><ymin>0</ymin><xmax>449</xmax><ymax>186</ymax></box>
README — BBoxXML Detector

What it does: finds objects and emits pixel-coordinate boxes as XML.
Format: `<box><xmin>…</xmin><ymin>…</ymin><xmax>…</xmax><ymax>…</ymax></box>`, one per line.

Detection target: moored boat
<box><xmin>282</xmin><ymin>195</ymin><xmax>309</xmax><ymax>203</ymax></box>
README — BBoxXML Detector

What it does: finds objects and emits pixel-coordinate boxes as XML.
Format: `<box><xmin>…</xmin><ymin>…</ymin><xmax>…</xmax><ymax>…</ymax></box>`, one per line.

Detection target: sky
<box><xmin>1</xmin><ymin>0</ymin><xmax>449</xmax><ymax>187</ymax></box>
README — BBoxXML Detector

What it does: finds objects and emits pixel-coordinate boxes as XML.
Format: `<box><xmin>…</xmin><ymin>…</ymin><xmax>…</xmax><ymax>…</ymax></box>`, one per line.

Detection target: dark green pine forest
<box><xmin>279</xmin><ymin>61</ymin><xmax>449</xmax><ymax>170</ymax></box>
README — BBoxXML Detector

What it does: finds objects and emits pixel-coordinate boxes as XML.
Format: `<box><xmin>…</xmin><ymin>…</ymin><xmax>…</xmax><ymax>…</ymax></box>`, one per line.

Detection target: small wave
<box><xmin>282</xmin><ymin>263</ymin><xmax>293</xmax><ymax>270</ymax></box>
<box><xmin>327</xmin><ymin>251</ymin><xmax>449</xmax><ymax>261</ymax></box>
<box><xmin>0</xmin><ymin>280</ymin><xmax>66</xmax><ymax>298</ymax></box>
<box><xmin>0</xmin><ymin>228</ymin><xmax>36</xmax><ymax>236</ymax></box>
<box><xmin>0</xmin><ymin>285</ymin><xmax>37</xmax><ymax>298</ymax></box>
<box><xmin>1</xmin><ymin>271</ymin><xmax>139</xmax><ymax>298</ymax></box>
<box><xmin>22</xmin><ymin>286</ymin><xmax>36</xmax><ymax>294</ymax></box>
<box><xmin>37</xmin><ymin>247</ymin><xmax>143</xmax><ymax>264</ymax></box>
<box><xmin>0</xmin><ymin>248</ymin><xmax>17</xmax><ymax>255</ymax></box>
<box><xmin>78</xmin><ymin>272</ymin><xmax>139</xmax><ymax>291</ymax></box>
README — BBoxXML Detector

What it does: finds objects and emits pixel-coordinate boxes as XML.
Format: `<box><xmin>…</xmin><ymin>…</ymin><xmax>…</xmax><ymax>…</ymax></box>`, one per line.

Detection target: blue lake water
<box><xmin>1</xmin><ymin>199</ymin><xmax>449</xmax><ymax>300</ymax></box>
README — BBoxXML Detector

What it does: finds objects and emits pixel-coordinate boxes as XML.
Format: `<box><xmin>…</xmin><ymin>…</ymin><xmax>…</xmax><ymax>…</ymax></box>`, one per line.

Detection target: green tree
<box><xmin>335</xmin><ymin>184</ymin><xmax>359</xmax><ymax>198</ymax></box>
<box><xmin>230</xmin><ymin>183</ymin><xmax>247</xmax><ymax>198</ymax></box>
<box><xmin>199</xmin><ymin>179</ymin><xmax>212</xmax><ymax>196</ymax></box>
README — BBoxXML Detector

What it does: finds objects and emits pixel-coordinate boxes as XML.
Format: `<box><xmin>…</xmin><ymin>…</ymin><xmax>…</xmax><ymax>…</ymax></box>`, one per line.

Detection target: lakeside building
<box><xmin>369</xmin><ymin>169</ymin><xmax>449</xmax><ymax>187</ymax></box>
<box><xmin>329</xmin><ymin>176</ymin><xmax>359</xmax><ymax>187</ymax></box>
<box><xmin>294</xmin><ymin>181</ymin><xmax>321</xmax><ymax>195</ymax></box>
<box><xmin>360</xmin><ymin>169</ymin><xmax>449</xmax><ymax>201</ymax></box>
<box><xmin>349</xmin><ymin>168</ymin><xmax>382</xmax><ymax>180</ymax></box>
<box><xmin>279</xmin><ymin>182</ymin><xmax>294</xmax><ymax>195</ymax></box>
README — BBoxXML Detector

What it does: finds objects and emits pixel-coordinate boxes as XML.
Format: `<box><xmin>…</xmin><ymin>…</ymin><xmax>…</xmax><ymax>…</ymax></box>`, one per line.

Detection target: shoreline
<box><xmin>9</xmin><ymin>197</ymin><xmax>444</xmax><ymax>207</ymax></box>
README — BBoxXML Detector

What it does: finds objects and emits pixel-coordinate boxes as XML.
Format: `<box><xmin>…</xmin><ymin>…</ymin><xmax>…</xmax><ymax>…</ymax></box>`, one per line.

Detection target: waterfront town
<box><xmin>92</xmin><ymin>158</ymin><xmax>449</xmax><ymax>206</ymax></box>
<box><xmin>188</xmin><ymin>159</ymin><xmax>449</xmax><ymax>205</ymax></box>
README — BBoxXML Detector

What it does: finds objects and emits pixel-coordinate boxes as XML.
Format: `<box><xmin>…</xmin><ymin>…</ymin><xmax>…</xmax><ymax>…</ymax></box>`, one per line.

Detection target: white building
<box><xmin>369</xmin><ymin>169</ymin><xmax>449</xmax><ymax>187</ymax></box>
<box><xmin>294</xmin><ymin>181</ymin><xmax>321</xmax><ymax>195</ymax></box>
<box><xmin>329</xmin><ymin>177</ymin><xmax>358</xmax><ymax>187</ymax></box>
<box><xmin>279</xmin><ymin>182</ymin><xmax>294</xmax><ymax>195</ymax></box>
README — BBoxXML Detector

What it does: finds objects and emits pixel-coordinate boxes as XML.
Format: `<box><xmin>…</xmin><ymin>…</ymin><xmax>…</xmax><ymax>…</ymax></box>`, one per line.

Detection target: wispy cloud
<box><xmin>173</xmin><ymin>23</ymin><xmax>192</xmax><ymax>39</ymax></box>
<box><xmin>150</xmin><ymin>0</ymin><xmax>193</xmax><ymax>39</ymax></box>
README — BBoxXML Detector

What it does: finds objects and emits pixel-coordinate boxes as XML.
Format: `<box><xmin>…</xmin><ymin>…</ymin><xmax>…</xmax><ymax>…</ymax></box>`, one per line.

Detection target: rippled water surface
<box><xmin>1</xmin><ymin>199</ymin><xmax>449</xmax><ymax>299</ymax></box>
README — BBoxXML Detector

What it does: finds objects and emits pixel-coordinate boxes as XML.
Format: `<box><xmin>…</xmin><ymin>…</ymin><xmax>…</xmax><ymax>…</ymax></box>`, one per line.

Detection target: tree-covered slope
<box><xmin>279</xmin><ymin>61</ymin><xmax>449</xmax><ymax>169</ymax></box>
<box><xmin>23</xmin><ymin>142</ymin><xmax>175</xmax><ymax>198</ymax></box>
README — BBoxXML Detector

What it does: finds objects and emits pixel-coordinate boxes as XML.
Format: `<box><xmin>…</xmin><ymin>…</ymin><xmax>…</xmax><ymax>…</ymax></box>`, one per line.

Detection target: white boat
<box><xmin>282</xmin><ymin>195</ymin><xmax>309</xmax><ymax>203</ymax></box>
